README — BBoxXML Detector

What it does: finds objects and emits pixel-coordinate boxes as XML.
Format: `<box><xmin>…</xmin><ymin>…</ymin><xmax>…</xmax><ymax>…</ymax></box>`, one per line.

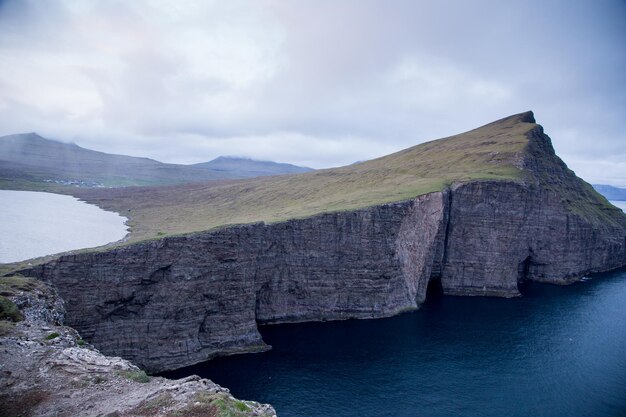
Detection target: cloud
<box><xmin>565</xmin><ymin>158</ymin><xmax>626</xmax><ymax>188</ymax></box>
<box><xmin>0</xmin><ymin>0</ymin><xmax>624</xmax><ymax>183</ymax></box>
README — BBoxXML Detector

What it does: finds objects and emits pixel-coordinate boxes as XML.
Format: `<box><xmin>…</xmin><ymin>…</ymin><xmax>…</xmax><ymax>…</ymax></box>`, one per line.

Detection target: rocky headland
<box><xmin>0</xmin><ymin>275</ymin><xmax>275</xmax><ymax>417</ymax></box>
<box><xmin>1</xmin><ymin>111</ymin><xmax>625</xmax><ymax>414</ymax></box>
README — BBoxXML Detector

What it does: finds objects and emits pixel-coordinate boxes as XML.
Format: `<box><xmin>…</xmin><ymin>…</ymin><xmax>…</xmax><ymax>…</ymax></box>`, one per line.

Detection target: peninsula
<box><xmin>14</xmin><ymin>111</ymin><xmax>626</xmax><ymax>371</ymax></box>
<box><xmin>2</xmin><ymin>111</ymin><xmax>625</xmax><ymax>416</ymax></box>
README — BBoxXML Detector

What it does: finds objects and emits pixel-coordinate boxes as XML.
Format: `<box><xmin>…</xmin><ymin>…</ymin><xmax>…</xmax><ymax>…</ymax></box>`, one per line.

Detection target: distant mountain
<box><xmin>593</xmin><ymin>184</ymin><xmax>626</xmax><ymax>201</ymax></box>
<box><xmin>193</xmin><ymin>156</ymin><xmax>312</xmax><ymax>177</ymax></box>
<box><xmin>0</xmin><ymin>133</ymin><xmax>312</xmax><ymax>189</ymax></box>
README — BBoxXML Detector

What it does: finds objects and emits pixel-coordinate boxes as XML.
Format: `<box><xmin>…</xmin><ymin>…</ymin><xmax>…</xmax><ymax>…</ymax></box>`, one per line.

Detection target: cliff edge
<box><xmin>0</xmin><ymin>275</ymin><xmax>275</xmax><ymax>417</ymax></box>
<box><xmin>12</xmin><ymin>112</ymin><xmax>626</xmax><ymax>374</ymax></box>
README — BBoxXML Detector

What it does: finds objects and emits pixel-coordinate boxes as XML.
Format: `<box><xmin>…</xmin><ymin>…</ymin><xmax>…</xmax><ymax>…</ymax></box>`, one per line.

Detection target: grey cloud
<box><xmin>0</xmin><ymin>0</ymin><xmax>624</xmax><ymax>183</ymax></box>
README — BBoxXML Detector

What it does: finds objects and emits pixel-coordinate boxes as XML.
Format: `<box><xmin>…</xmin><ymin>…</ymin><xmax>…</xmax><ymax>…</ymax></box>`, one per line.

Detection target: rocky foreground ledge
<box><xmin>0</xmin><ymin>276</ymin><xmax>276</xmax><ymax>417</ymax></box>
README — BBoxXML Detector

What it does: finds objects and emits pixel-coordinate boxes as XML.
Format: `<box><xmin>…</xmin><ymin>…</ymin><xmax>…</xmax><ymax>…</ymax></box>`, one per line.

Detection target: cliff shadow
<box><xmin>425</xmin><ymin>277</ymin><xmax>444</xmax><ymax>301</ymax></box>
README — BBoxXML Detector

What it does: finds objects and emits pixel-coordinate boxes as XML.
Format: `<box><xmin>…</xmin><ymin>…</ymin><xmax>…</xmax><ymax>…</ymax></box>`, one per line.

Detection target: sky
<box><xmin>0</xmin><ymin>0</ymin><xmax>624</xmax><ymax>185</ymax></box>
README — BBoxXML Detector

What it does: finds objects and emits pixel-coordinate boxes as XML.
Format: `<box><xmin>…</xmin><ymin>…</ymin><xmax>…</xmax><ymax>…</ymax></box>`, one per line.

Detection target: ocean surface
<box><xmin>164</xmin><ymin>269</ymin><xmax>626</xmax><ymax>417</ymax></box>
<box><xmin>0</xmin><ymin>190</ymin><xmax>128</xmax><ymax>263</ymax></box>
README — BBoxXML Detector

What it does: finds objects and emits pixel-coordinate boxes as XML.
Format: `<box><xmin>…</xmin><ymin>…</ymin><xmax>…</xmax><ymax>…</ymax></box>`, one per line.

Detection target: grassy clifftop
<box><xmin>75</xmin><ymin>112</ymin><xmax>537</xmax><ymax>242</ymax></box>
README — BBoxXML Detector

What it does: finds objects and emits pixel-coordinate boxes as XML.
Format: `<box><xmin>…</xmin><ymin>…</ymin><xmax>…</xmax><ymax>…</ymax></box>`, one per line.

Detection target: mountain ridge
<box><xmin>0</xmin><ymin>132</ymin><xmax>312</xmax><ymax>188</ymax></box>
<box><xmin>193</xmin><ymin>155</ymin><xmax>312</xmax><ymax>176</ymax></box>
<box><xmin>593</xmin><ymin>184</ymin><xmax>626</xmax><ymax>201</ymax></box>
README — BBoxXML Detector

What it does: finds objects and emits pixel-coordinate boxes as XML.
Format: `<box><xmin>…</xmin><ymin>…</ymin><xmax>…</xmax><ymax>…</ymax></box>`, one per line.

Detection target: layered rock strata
<box><xmin>17</xmin><ymin>120</ymin><xmax>626</xmax><ymax>374</ymax></box>
<box><xmin>0</xmin><ymin>276</ymin><xmax>276</xmax><ymax>417</ymax></box>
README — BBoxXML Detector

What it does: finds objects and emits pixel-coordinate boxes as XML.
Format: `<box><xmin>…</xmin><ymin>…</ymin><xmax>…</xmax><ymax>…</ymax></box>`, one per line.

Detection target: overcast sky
<box><xmin>0</xmin><ymin>0</ymin><xmax>624</xmax><ymax>185</ymax></box>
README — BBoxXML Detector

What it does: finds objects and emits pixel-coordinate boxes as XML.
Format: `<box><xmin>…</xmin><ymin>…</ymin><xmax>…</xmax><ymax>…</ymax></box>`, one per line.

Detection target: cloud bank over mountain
<box><xmin>0</xmin><ymin>0</ymin><xmax>624</xmax><ymax>184</ymax></box>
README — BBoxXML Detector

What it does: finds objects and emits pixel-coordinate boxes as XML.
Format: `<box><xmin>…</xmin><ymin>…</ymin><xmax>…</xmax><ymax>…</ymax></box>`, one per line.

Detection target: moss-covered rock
<box><xmin>0</xmin><ymin>295</ymin><xmax>22</xmax><ymax>322</ymax></box>
<box><xmin>0</xmin><ymin>275</ymin><xmax>44</xmax><ymax>297</ymax></box>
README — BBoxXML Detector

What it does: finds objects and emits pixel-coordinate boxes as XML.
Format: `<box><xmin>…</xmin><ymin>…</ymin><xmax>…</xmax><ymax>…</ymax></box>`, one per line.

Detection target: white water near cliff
<box><xmin>0</xmin><ymin>190</ymin><xmax>128</xmax><ymax>263</ymax></box>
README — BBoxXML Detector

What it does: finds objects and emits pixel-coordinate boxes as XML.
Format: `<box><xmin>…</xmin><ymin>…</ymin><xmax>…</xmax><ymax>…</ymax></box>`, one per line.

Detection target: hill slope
<box><xmin>194</xmin><ymin>156</ymin><xmax>312</xmax><ymax>177</ymax></box>
<box><xmin>73</xmin><ymin>111</ymin><xmax>620</xmax><ymax>243</ymax></box>
<box><xmin>0</xmin><ymin>133</ymin><xmax>311</xmax><ymax>188</ymax></box>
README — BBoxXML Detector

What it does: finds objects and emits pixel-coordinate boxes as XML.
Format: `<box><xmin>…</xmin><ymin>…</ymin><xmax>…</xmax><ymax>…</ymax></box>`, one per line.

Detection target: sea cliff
<box><xmin>18</xmin><ymin>114</ymin><xmax>626</xmax><ymax>373</ymax></box>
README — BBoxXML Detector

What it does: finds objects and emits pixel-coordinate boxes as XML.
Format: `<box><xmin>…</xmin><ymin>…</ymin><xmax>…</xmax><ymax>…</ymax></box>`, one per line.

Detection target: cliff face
<box><xmin>19</xmin><ymin>117</ymin><xmax>626</xmax><ymax>373</ymax></box>
<box><xmin>0</xmin><ymin>275</ymin><xmax>276</xmax><ymax>417</ymax></box>
<box><xmin>440</xmin><ymin>125</ymin><xmax>626</xmax><ymax>295</ymax></box>
<box><xmin>25</xmin><ymin>195</ymin><xmax>447</xmax><ymax>372</ymax></box>
<box><xmin>441</xmin><ymin>181</ymin><xmax>624</xmax><ymax>296</ymax></box>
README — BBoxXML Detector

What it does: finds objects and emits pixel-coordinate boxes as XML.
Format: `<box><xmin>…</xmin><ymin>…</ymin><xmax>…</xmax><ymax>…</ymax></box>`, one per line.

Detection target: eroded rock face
<box><xmin>0</xmin><ymin>277</ymin><xmax>275</xmax><ymax>417</ymax></box>
<box><xmin>25</xmin><ymin>195</ymin><xmax>448</xmax><ymax>373</ymax></box>
<box><xmin>440</xmin><ymin>125</ymin><xmax>626</xmax><ymax>296</ymax></box>
<box><xmin>19</xmin><ymin>128</ymin><xmax>626</xmax><ymax>373</ymax></box>
<box><xmin>440</xmin><ymin>181</ymin><xmax>625</xmax><ymax>296</ymax></box>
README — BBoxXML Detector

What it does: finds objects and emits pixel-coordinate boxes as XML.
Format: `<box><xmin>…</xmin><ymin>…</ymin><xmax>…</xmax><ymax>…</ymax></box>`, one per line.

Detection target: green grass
<box><xmin>45</xmin><ymin>332</ymin><xmax>60</xmax><ymax>340</ymax></box>
<box><xmin>174</xmin><ymin>392</ymin><xmax>254</xmax><ymax>417</ymax></box>
<box><xmin>120</xmin><ymin>369</ymin><xmax>151</xmax><ymax>383</ymax></box>
<box><xmin>0</xmin><ymin>296</ymin><xmax>22</xmax><ymax>322</ymax></box>
<box><xmin>1</xmin><ymin>111</ymin><xmax>622</xmax><ymax>268</ymax></box>
<box><xmin>73</xmin><ymin>112</ymin><xmax>533</xmax><ymax>243</ymax></box>
<box><xmin>212</xmin><ymin>396</ymin><xmax>251</xmax><ymax>416</ymax></box>
<box><xmin>0</xmin><ymin>275</ymin><xmax>44</xmax><ymax>297</ymax></box>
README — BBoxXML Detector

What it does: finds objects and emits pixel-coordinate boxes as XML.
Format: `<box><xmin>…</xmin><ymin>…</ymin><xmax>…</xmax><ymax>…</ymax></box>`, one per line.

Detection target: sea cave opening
<box><xmin>425</xmin><ymin>276</ymin><xmax>444</xmax><ymax>301</ymax></box>
<box><xmin>517</xmin><ymin>255</ymin><xmax>533</xmax><ymax>295</ymax></box>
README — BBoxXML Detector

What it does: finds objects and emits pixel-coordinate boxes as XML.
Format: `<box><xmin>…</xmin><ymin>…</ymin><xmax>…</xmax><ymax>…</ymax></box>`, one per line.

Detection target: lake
<box><xmin>163</xmin><ymin>269</ymin><xmax>626</xmax><ymax>417</ymax></box>
<box><xmin>0</xmin><ymin>190</ymin><xmax>128</xmax><ymax>263</ymax></box>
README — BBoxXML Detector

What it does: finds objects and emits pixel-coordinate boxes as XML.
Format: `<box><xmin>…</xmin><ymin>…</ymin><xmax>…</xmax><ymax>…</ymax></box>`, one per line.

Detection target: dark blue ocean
<box><xmin>163</xmin><ymin>269</ymin><xmax>626</xmax><ymax>417</ymax></box>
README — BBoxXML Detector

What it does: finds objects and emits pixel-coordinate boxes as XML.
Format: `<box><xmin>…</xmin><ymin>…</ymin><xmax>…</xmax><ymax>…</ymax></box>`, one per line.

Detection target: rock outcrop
<box><xmin>0</xmin><ymin>276</ymin><xmax>276</xmax><ymax>417</ymax></box>
<box><xmin>15</xmin><ymin>113</ymin><xmax>626</xmax><ymax>374</ymax></box>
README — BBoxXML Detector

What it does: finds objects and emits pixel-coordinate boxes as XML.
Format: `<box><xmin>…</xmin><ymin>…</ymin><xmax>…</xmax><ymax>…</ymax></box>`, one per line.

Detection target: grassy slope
<box><xmin>74</xmin><ymin>112</ymin><xmax>534</xmax><ymax>242</ymax></box>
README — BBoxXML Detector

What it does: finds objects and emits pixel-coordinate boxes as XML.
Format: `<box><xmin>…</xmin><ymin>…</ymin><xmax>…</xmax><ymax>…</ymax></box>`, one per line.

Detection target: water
<box><xmin>611</xmin><ymin>200</ymin><xmax>626</xmax><ymax>212</ymax></box>
<box><xmin>163</xmin><ymin>269</ymin><xmax>626</xmax><ymax>417</ymax></box>
<box><xmin>0</xmin><ymin>190</ymin><xmax>128</xmax><ymax>263</ymax></box>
